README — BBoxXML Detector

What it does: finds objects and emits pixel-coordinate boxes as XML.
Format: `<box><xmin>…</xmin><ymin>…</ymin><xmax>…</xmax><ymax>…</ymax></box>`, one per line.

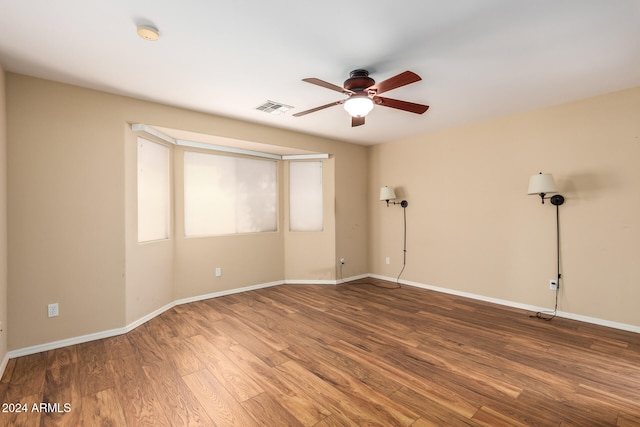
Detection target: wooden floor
<box><xmin>2</xmin><ymin>279</ymin><xmax>640</xmax><ymax>426</ymax></box>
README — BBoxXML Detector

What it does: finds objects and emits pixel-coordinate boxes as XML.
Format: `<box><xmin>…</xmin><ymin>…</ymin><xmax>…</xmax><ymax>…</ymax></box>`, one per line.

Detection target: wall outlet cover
<box><xmin>48</xmin><ymin>303</ymin><xmax>59</xmax><ymax>317</ymax></box>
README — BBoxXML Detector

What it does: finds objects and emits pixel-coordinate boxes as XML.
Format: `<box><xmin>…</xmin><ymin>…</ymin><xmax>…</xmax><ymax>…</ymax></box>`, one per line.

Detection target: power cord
<box><xmin>342</xmin><ymin>279</ymin><xmax>401</xmax><ymax>290</ymax></box>
<box><xmin>395</xmin><ymin>204</ymin><xmax>407</xmax><ymax>287</ymax></box>
<box><xmin>530</xmin><ymin>286</ymin><xmax>559</xmax><ymax>320</ymax></box>
<box><xmin>531</xmin><ymin>202</ymin><xmax>561</xmax><ymax>321</ymax></box>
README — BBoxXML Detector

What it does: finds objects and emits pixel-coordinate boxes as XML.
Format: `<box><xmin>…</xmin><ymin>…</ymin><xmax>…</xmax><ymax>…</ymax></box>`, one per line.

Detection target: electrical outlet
<box><xmin>549</xmin><ymin>280</ymin><xmax>558</xmax><ymax>291</ymax></box>
<box><xmin>48</xmin><ymin>303</ymin><xmax>59</xmax><ymax>317</ymax></box>
<box><xmin>215</xmin><ymin>267</ymin><xmax>222</xmax><ymax>277</ymax></box>
<box><xmin>339</xmin><ymin>258</ymin><xmax>345</xmax><ymax>265</ymax></box>
<box><xmin>385</xmin><ymin>257</ymin><xmax>390</xmax><ymax>265</ymax></box>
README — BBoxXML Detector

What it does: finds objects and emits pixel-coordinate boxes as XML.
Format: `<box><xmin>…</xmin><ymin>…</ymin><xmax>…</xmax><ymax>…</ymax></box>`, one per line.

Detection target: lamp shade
<box><xmin>344</xmin><ymin>96</ymin><xmax>374</xmax><ymax>117</ymax></box>
<box><xmin>379</xmin><ymin>186</ymin><xmax>396</xmax><ymax>201</ymax></box>
<box><xmin>528</xmin><ymin>173</ymin><xmax>558</xmax><ymax>195</ymax></box>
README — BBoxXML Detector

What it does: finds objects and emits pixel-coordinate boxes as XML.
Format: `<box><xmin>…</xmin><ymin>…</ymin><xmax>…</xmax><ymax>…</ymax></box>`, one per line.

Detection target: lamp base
<box><xmin>400</xmin><ymin>200</ymin><xmax>408</xmax><ymax>208</ymax></box>
<box><xmin>550</xmin><ymin>195</ymin><xmax>565</xmax><ymax>206</ymax></box>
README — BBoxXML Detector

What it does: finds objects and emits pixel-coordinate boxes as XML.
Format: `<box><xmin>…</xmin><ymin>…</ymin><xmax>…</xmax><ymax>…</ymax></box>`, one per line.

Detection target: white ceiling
<box><xmin>1</xmin><ymin>0</ymin><xmax>639</xmax><ymax>146</ymax></box>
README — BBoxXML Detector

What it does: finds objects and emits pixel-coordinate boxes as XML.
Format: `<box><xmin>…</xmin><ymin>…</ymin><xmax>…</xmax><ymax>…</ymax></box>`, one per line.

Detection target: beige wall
<box><xmin>334</xmin><ymin>143</ymin><xmax>370</xmax><ymax>279</ymax></box>
<box><xmin>7</xmin><ymin>76</ymin><xmax>127</xmax><ymax>350</ymax></box>
<box><xmin>0</xmin><ymin>64</ymin><xmax>8</xmax><ymax>365</ymax></box>
<box><xmin>369</xmin><ymin>87</ymin><xmax>640</xmax><ymax>327</ymax></box>
<box><xmin>7</xmin><ymin>73</ymin><xmax>369</xmax><ymax>350</ymax></box>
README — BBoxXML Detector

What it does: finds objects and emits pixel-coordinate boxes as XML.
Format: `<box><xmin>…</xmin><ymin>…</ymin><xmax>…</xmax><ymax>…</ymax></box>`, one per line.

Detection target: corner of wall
<box><xmin>0</xmin><ymin>63</ymin><xmax>9</xmax><ymax>378</ymax></box>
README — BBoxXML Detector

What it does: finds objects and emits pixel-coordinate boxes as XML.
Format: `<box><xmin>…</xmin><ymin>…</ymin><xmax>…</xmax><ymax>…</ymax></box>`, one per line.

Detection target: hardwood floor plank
<box><xmin>407</xmin><ymin>418</ymin><xmax>448</xmax><ymax>427</ymax></box>
<box><xmin>241</xmin><ymin>392</ymin><xmax>304</xmax><ymax>426</ymax></box>
<box><xmin>471</xmin><ymin>405</ymin><xmax>530</xmax><ymax>427</ymax></box>
<box><xmin>3</xmin><ymin>353</ymin><xmax>47</xmax><ymax>400</ymax></box>
<box><xmin>284</xmin><ymin>332</ymin><xmax>404</xmax><ymax>397</ymax></box>
<box><xmin>182</xmin><ymin>368</ymin><xmax>260</xmax><ymax>427</ymax></box>
<box><xmin>546</xmin><ymin>344</ymin><xmax>640</xmax><ymax>393</ymax></box>
<box><xmin>253</xmin><ymin>292</ymin><xmax>299</xmax><ymax>315</ymax></box>
<box><xmin>46</xmin><ymin>347</ymin><xmax>77</xmax><ymax>370</ymax></box>
<box><xmin>168</xmin><ymin>338</ymin><xmax>209</xmax><ymax>377</ymax></box>
<box><xmin>576</xmin><ymin>383</ymin><xmax>640</xmax><ymax>414</ymax></box>
<box><xmin>311</xmin><ymin>414</ymin><xmax>358</xmax><ymax>427</ymax></box>
<box><xmin>127</xmin><ymin>322</ymin><xmax>169</xmax><ymax>367</ymax></box>
<box><xmin>276</xmin><ymin>359</ymin><xmax>413</xmax><ymax>427</ymax></box>
<box><xmin>40</xmin><ymin>359</ymin><xmax>82</xmax><ymax>426</ymax></box>
<box><xmin>102</xmin><ymin>333</ymin><xmax>135</xmax><ymax>360</ymax></box>
<box><xmin>219</xmin><ymin>304</ymin><xmax>290</xmax><ymax>353</ymax></box>
<box><xmin>617</xmin><ymin>410</ymin><xmax>640</xmax><ymax>427</ymax></box>
<box><xmin>514</xmin><ymin>388</ymin><xmax>619</xmax><ymax>426</ymax></box>
<box><xmin>141</xmin><ymin>362</ymin><xmax>215</xmax><ymax>426</ymax></box>
<box><xmin>225</xmin><ymin>343</ymin><xmax>332</xmax><ymax>426</ymax></box>
<box><xmin>109</xmin><ymin>355</ymin><xmax>172</xmax><ymax>426</ymax></box>
<box><xmin>412</xmin><ymin>329</ymin><xmax>574</xmax><ymax>401</ymax></box>
<box><xmin>160</xmin><ymin>308</ymin><xmax>201</xmax><ymax>339</ymax></box>
<box><xmin>212</xmin><ymin>316</ymin><xmax>288</xmax><ymax>366</ymax></box>
<box><xmin>326</xmin><ymin>304</ymin><xmax>423</xmax><ymax>349</ymax></box>
<box><xmin>76</xmin><ymin>339</ymin><xmax>115</xmax><ymax>397</ymax></box>
<box><xmin>141</xmin><ymin>313</ymin><xmax>208</xmax><ymax>377</ymax></box>
<box><xmin>174</xmin><ymin>300</ymin><xmax>228</xmax><ymax>328</ymax></box>
<box><xmin>81</xmin><ymin>388</ymin><xmax>127</xmax><ymax>427</ymax></box>
<box><xmin>390</xmin><ymin>386</ymin><xmax>480</xmax><ymax>427</ymax></box>
<box><xmin>329</xmin><ymin>339</ymin><xmax>481</xmax><ymax>419</ymax></box>
<box><xmin>185</xmin><ymin>334</ymin><xmax>264</xmax><ymax>402</ymax></box>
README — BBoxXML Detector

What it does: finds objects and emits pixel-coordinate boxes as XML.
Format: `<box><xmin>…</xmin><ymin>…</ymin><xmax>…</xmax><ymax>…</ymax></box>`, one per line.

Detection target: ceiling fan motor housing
<box><xmin>344</xmin><ymin>69</ymin><xmax>375</xmax><ymax>92</ymax></box>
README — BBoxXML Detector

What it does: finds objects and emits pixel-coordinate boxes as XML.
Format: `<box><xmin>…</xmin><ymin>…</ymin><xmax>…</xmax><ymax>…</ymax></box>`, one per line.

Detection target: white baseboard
<box><xmin>335</xmin><ymin>273</ymin><xmax>370</xmax><ymax>284</ymax></box>
<box><xmin>284</xmin><ymin>274</ymin><xmax>369</xmax><ymax>286</ymax></box>
<box><xmin>370</xmin><ymin>274</ymin><xmax>640</xmax><ymax>334</ymax></box>
<box><xmin>283</xmin><ymin>279</ymin><xmax>336</xmax><ymax>285</ymax></box>
<box><xmin>6</xmin><ymin>326</ymin><xmax>127</xmax><ymax>359</ymax></box>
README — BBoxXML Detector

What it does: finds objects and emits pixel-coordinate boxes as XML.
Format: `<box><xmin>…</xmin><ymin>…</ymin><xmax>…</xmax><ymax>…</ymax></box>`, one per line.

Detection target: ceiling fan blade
<box><xmin>351</xmin><ymin>116</ymin><xmax>365</xmax><ymax>127</ymax></box>
<box><xmin>374</xmin><ymin>96</ymin><xmax>429</xmax><ymax>114</ymax></box>
<box><xmin>302</xmin><ymin>78</ymin><xmax>354</xmax><ymax>95</ymax></box>
<box><xmin>292</xmin><ymin>100</ymin><xmax>344</xmax><ymax>117</ymax></box>
<box><xmin>368</xmin><ymin>71</ymin><xmax>422</xmax><ymax>95</ymax></box>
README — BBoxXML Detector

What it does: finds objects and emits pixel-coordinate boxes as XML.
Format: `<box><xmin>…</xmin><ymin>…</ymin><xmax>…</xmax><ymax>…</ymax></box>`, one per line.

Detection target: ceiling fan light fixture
<box><xmin>294</xmin><ymin>69</ymin><xmax>428</xmax><ymax>125</ymax></box>
<box><xmin>343</xmin><ymin>96</ymin><xmax>374</xmax><ymax>118</ymax></box>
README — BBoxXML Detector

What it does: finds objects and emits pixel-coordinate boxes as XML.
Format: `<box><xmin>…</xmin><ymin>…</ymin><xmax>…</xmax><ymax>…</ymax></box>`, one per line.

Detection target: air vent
<box><xmin>256</xmin><ymin>100</ymin><xmax>293</xmax><ymax>115</ymax></box>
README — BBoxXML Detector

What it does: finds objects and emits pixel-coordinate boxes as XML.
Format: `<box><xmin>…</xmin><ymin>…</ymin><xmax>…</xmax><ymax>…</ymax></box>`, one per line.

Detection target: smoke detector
<box><xmin>137</xmin><ymin>25</ymin><xmax>160</xmax><ymax>41</ymax></box>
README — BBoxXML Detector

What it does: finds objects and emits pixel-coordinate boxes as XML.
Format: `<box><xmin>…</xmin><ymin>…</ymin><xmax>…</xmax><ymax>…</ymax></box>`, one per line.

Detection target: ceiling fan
<box><xmin>293</xmin><ymin>69</ymin><xmax>429</xmax><ymax>127</ymax></box>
